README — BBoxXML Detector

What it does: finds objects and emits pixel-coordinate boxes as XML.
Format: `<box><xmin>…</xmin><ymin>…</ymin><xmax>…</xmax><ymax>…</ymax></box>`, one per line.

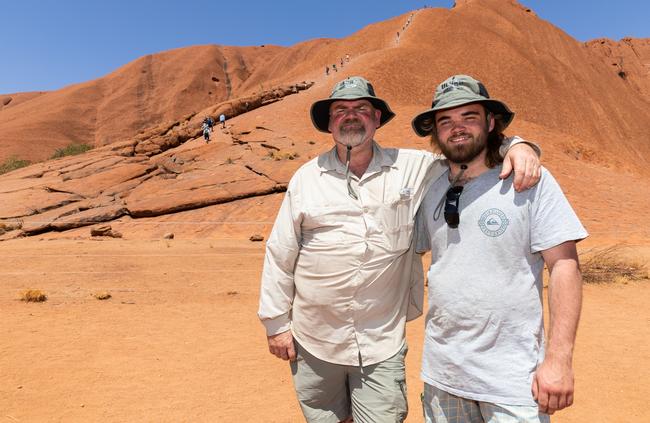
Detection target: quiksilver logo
<box><xmin>478</xmin><ymin>208</ymin><xmax>509</xmax><ymax>237</ymax></box>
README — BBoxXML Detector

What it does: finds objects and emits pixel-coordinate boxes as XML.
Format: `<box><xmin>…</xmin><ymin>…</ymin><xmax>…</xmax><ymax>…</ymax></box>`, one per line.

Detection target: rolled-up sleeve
<box><xmin>257</xmin><ymin>186</ymin><xmax>302</xmax><ymax>336</ymax></box>
<box><xmin>499</xmin><ymin>135</ymin><xmax>542</xmax><ymax>157</ymax></box>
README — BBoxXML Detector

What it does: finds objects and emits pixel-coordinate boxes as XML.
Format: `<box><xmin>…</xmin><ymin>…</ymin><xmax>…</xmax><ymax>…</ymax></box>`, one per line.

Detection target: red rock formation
<box><xmin>0</xmin><ymin>84</ymin><xmax>310</xmax><ymax>238</ymax></box>
<box><xmin>0</xmin><ymin>0</ymin><xmax>648</xmax><ymax>241</ymax></box>
<box><xmin>585</xmin><ymin>37</ymin><xmax>650</xmax><ymax>101</ymax></box>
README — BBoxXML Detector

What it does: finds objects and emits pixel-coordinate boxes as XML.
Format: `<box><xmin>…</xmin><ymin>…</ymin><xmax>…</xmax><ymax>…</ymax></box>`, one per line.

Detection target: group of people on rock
<box><xmin>201</xmin><ymin>114</ymin><xmax>226</xmax><ymax>142</ymax></box>
<box><xmin>325</xmin><ymin>54</ymin><xmax>351</xmax><ymax>76</ymax></box>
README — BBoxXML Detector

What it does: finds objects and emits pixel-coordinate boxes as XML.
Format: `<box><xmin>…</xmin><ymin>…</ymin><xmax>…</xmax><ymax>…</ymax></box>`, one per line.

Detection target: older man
<box><xmin>258</xmin><ymin>76</ymin><xmax>540</xmax><ymax>423</ymax></box>
<box><xmin>413</xmin><ymin>75</ymin><xmax>587</xmax><ymax>422</ymax></box>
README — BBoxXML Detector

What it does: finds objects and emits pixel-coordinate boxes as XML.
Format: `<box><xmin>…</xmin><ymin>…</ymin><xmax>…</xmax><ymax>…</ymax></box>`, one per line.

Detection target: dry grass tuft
<box><xmin>93</xmin><ymin>292</ymin><xmax>112</xmax><ymax>300</ymax></box>
<box><xmin>20</xmin><ymin>289</ymin><xmax>47</xmax><ymax>302</ymax></box>
<box><xmin>580</xmin><ymin>245</ymin><xmax>648</xmax><ymax>284</ymax></box>
<box><xmin>0</xmin><ymin>156</ymin><xmax>31</xmax><ymax>175</ymax></box>
<box><xmin>266</xmin><ymin>150</ymin><xmax>299</xmax><ymax>161</ymax></box>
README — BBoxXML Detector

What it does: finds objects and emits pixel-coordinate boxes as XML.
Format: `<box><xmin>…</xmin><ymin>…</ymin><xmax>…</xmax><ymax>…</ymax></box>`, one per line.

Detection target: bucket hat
<box><xmin>310</xmin><ymin>76</ymin><xmax>395</xmax><ymax>133</ymax></box>
<box><xmin>411</xmin><ymin>75</ymin><xmax>514</xmax><ymax>137</ymax></box>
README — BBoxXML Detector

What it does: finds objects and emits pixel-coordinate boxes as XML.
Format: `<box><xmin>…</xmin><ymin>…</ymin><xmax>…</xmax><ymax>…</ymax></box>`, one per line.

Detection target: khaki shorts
<box><xmin>290</xmin><ymin>341</ymin><xmax>409</xmax><ymax>423</ymax></box>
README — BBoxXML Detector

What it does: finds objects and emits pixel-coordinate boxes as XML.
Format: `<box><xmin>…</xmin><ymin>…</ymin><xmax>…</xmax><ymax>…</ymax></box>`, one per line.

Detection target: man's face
<box><xmin>328</xmin><ymin>99</ymin><xmax>381</xmax><ymax>147</ymax></box>
<box><xmin>434</xmin><ymin>103</ymin><xmax>494</xmax><ymax>164</ymax></box>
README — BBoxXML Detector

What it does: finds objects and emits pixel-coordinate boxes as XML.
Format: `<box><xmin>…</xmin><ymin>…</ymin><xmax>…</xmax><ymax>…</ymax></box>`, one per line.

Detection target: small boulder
<box><xmin>90</xmin><ymin>225</ymin><xmax>122</xmax><ymax>238</ymax></box>
<box><xmin>163</xmin><ymin>232</ymin><xmax>174</xmax><ymax>239</ymax></box>
<box><xmin>249</xmin><ymin>234</ymin><xmax>264</xmax><ymax>242</ymax></box>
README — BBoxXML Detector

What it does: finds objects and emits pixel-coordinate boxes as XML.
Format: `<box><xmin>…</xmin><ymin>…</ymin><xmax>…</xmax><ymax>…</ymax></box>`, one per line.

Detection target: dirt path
<box><xmin>1</xmin><ymin>239</ymin><xmax>648</xmax><ymax>422</ymax></box>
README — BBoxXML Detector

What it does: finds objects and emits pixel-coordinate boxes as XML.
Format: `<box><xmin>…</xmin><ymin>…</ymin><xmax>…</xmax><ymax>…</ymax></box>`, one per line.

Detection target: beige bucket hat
<box><xmin>411</xmin><ymin>74</ymin><xmax>514</xmax><ymax>137</ymax></box>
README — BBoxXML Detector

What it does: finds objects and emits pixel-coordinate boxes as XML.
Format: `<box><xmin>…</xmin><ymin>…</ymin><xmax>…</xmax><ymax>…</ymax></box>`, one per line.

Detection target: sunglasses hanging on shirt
<box><xmin>433</xmin><ymin>164</ymin><xmax>467</xmax><ymax>228</ymax></box>
<box><xmin>443</xmin><ymin>185</ymin><xmax>463</xmax><ymax>228</ymax></box>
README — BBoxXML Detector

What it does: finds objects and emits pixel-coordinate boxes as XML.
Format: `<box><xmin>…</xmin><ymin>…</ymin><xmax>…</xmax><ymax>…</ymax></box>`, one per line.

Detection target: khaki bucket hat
<box><xmin>310</xmin><ymin>76</ymin><xmax>395</xmax><ymax>133</ymax></box>
<box><xmin>411</xmin><ymin>75</ymin><xmax>514</xmax><ymax>137</ymax></box>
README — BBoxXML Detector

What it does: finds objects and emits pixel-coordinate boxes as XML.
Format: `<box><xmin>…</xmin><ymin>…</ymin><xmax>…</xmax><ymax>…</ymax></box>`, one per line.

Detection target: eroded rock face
<box><xmin>585</xmin><ymin>38</ymin><xmax>650</xmax><ymax>100</ymax></box>
<box><xmin>0</xmin><ymin>83</ymin><xmax>313</xmax><ymax>239</ymax></box>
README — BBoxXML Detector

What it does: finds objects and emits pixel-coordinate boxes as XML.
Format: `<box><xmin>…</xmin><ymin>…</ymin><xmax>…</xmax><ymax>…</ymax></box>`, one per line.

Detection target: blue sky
<box><xmin>1</xmin><ymin>0</ymin><xmax>647</xmax><ymax>94</ymax></box>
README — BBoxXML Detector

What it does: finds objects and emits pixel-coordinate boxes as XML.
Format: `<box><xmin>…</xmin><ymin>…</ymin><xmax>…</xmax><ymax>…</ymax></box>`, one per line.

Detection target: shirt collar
<box><xmin>316</xmin><ymin>141</ymin><xmax>397</xmax><ymax>176</ymax></box>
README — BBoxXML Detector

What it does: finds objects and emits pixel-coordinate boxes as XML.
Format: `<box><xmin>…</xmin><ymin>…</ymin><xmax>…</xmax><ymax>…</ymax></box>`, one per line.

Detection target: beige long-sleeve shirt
<box><xmin>258</xmin><ymin>142</ymin><xmax>446</xmax><ymax>366</ymax></box>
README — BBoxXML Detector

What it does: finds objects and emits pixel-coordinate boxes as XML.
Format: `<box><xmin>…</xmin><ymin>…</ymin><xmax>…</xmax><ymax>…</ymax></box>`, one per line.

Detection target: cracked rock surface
<box><xmin>0</xmin><ymin>83</ymin><xmax>313</xmax><ymax>239</ymax></box>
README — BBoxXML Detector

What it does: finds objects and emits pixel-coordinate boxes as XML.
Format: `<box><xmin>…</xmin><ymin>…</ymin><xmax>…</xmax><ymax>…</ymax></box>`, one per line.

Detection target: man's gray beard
<box><xmin>338</xmin><ymin>127</ymin><xmax>366</xmax><ymax>147</ymax></box>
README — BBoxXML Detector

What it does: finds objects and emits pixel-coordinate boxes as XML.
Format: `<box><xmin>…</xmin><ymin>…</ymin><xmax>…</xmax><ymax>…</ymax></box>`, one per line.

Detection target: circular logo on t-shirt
<box><xmin>478</xmin><ymin>208</ymin><xmax>509</xmax><ymax>237</ymax></box>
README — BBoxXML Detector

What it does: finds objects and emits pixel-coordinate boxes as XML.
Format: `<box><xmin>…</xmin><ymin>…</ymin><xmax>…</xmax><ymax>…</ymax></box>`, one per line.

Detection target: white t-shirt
<box><xmin>415</xmin><ymin>166</ymin><xmax>587</xmax><ymax>406</ymax></box>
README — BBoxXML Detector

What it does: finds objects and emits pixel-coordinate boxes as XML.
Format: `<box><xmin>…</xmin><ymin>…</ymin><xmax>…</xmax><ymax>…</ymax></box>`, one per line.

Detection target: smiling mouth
<box><xmin>341</xmin><ymin>124</ymin><xmax>364</xmax><ymax>131</ymax></box>
<box><xmin>448</xmin><ymin>135</ymin><xmax>471</xmax><ymax>143</ymax></box>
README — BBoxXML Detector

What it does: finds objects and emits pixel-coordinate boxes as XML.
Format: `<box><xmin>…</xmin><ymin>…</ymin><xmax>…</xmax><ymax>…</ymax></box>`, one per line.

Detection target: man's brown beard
<box><xmin>439</xmin><ymin>124</ymin><xmax>489</xmax><ymax>164</ymax></box>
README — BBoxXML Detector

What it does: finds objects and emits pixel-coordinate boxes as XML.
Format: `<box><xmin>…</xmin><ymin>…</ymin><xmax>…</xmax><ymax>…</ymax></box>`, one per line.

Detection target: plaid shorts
<box><xmin>422</xmin><ymin>383</ymin><xmax>550</xmax><ymax>423</ymax></box>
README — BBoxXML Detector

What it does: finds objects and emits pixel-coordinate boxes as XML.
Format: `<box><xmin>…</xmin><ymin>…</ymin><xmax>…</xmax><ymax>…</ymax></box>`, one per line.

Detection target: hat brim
<box><xmin>411</xmin><ymin>99</ymin><xmax>514</xmax><ymax>137</ymax></box>
<box><xmin>310</xmin><ymin>96</ymin><xmax>395</xmax><ymax>133</ymax></box>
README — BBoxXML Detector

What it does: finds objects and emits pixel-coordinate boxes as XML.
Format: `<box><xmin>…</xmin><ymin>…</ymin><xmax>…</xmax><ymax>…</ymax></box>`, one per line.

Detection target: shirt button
<box><xmin>362</xmin><ymin>207</ymin><xmax>369</xmax><ymax>213</ymax></box>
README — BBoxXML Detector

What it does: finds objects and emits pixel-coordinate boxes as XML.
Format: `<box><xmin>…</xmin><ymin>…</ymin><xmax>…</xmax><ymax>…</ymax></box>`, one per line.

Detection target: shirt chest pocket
<box><xmin>381</xmin><ymin>194</ymin><xmax>415</xmax><ymax>252</ymax></box>
<box><xmin>301</xmin><ymin>206</ymin><xmax>360</xmax><ymax>244</ymax></box>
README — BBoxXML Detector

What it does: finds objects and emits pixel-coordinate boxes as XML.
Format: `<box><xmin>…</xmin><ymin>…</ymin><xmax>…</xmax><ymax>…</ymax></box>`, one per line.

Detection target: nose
<box><xmin>449</xmin><ymin>120</ymin><xmax>467</xmax><ymax>133</ymax></box>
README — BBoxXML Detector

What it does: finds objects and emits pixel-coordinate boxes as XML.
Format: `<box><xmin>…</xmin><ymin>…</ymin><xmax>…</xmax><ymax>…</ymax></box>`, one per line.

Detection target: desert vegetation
<box><xmin>580</xmin><ymin>245</ymin><xmax>648</xmax><ymax>284</ymax></box>
<box><xmin>51</xmin><ymin>142</ymin><xmax>93</xmax><ymax>159</ymax></box>
<box><xmin>0</xmin><ymin>155</ymin><xmax>30</xmax><ymax>175</ymax></box>
<box><xmin>19</xmin><ymin>289</ymin><xmax>47</xmax><ymax>302</ymax></box>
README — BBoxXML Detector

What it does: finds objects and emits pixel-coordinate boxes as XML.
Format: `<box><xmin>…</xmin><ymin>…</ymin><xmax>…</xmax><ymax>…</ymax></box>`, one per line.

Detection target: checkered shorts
<box><xmin>422</xmin><ymin>383</ymin><xmax>550</xmax><ymax>423</ymax></box>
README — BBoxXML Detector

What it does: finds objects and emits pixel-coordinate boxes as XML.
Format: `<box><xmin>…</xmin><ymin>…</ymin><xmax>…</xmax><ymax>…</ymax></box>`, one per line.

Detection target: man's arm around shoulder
<box><xmin>500</xmin><ymin>136</ymin><xmax>542</xmax><ymax>192</ymax></box>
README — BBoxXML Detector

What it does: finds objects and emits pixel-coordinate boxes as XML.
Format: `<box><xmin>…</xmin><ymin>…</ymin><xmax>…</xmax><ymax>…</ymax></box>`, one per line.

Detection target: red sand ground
<box><xmin>1</xmin><ymin>239</ymin><xmax>648</xmax><ymax>422</ymax></box>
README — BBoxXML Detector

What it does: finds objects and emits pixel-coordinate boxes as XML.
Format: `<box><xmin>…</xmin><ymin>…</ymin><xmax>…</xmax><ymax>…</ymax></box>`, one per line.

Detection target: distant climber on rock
<box><xmin>219</xmin><ymin>113</ymin><xmax>226</xmax><ymax>128</ymax></box>
<box><xmin>202</xmin><ymin>116</ymin><xmax>214</xmax><ymax>142</ymax></box>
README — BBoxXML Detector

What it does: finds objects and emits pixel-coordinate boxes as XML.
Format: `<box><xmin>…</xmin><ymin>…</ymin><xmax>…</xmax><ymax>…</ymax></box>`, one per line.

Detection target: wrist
<box><xmin>545</xmin><ymin>345</ymin><xmax>574</xmax><ymax>364</ymax></box>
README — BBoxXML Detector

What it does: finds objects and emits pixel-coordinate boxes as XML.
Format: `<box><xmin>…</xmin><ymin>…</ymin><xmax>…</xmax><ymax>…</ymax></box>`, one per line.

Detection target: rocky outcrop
<box><xmin>0</xmin><ymin>82</ymin><xmax>312</xmax><ymax>239</ymax></box>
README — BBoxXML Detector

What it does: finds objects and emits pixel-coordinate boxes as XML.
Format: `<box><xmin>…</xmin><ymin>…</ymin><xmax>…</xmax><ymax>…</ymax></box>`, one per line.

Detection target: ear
<box><xmin>375</xmin><ymin>109</ymin><xmax>382</xmax><ymax>128</ymax></box>
<box><xmin>487</xmin><ymin>113</ymin><xmax>495</xmax><ymax>132</ymax></box>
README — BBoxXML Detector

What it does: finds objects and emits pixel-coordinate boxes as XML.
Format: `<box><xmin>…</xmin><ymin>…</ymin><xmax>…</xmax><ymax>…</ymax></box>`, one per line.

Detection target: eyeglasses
<box><xmin>443</xmin><ymin>186</ymin><xmax>463</xmax><ymax>228</ymax></box>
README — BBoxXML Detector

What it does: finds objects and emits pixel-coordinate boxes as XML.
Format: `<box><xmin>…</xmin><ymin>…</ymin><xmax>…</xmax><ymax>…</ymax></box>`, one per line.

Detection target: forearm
<box><xmin>546</xmin><ymin>259</ymin><xmax>582</xmax><ymax>361</ymax></box>
<box><xmin>500</xmin><ymin>135</ymin><xmax>542</xmax><ymax>157</ymax></box>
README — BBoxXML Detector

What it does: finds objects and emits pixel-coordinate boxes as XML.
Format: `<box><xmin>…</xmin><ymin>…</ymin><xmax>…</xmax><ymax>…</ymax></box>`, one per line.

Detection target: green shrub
<box><xmin>0</xmin><ymin>156</ymin><xmax>31</xmax><ymax>175</ymax></box>
<box><xmin>51</xmin><ymin>143</ymin><xmax>92</xmax><ymax>159</ymax></box>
